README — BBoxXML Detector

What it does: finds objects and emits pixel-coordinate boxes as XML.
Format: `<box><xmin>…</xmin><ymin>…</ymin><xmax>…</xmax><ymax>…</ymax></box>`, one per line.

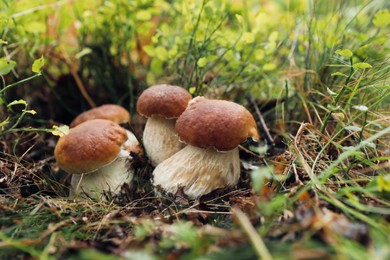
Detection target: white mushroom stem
<box><xmin>152</xmin><ymin>145</ymin><xmax>240</xmax><ymax>199</ymax></box>
<box><xmin>70</xmin><ymin>130</ymin><xmax>139</xmax><ymax>199</ymax></box>
<box><xmin>143</xmin><ymin>115</ymin><xmax>185</xmax><ymax>166</ymax></box>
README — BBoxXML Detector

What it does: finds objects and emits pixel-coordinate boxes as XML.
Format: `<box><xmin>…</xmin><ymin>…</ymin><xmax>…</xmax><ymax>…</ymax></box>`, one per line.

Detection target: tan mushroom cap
<box><xmin>54</xmin><ymin>119</ymin><xmax>128</xmax><ymax>174</ymax></box>
<box><xmin>136</xmin><ymin>84</ymin><xmax>192</xmax><ymax>119</ymax></box>
<box><xmin>70</xmin><ymin>104</ymin><xmax>130</xmax><ymax>128</ymax></box>
<box><xmin>175</xmin><ymin>97</ymin><xmax>259</xmax><ymax>151</ymax></box>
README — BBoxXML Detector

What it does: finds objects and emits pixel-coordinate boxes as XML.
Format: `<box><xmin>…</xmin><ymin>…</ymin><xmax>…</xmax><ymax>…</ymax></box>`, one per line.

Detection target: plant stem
<box><xmin>320</xmin><ymin>57</ymin><xmax>354</xmax><ymax>133</ymax></box>
<box><xmin>246</xmin><ymin>93</ymin><xmax>274</xmax><ymax>146</ymax></box>
<box><xmin>358</xmin><ymin>110</ymin><xmax>368</xmax><ymax>144</ymax></box>
<box><xmin>0</xmin><ymin>73</ymin><xmax>41</xmax><ymax>95</ymax></box>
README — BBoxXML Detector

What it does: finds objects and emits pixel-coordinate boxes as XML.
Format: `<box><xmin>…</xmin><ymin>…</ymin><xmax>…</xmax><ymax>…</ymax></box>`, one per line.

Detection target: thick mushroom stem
<box><xmin>70</xmin><ymin>151</ymin><xmax>132</xmax><ymax>199</ymax></box>
<box><xmin>152</xmin><ymin>145</ymin><xmax>240</xmax><ymax>199</ymax></box>
<box><xmin>70</xmin><ymin>130</ymin><xmax>140</xmax><ymax>199</ymax></box>
<box><xmin>143</xmin><ymin>115</ymin><xmax>185</xmax><ymax>166</ymax></box>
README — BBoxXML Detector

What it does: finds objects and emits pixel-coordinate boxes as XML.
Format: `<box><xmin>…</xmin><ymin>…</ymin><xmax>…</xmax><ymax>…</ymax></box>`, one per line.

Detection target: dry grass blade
<box><xmin>232</xmin><ymin>207</ymin><xmax>273</xmax><ymax>260</ymax></box>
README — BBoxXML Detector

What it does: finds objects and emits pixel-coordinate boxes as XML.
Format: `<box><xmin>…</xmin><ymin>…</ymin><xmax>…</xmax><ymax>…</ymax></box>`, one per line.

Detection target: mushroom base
<box><xmin>70</xmin><ymin>155</ymin><xmax>133</xmax><ymax>200</ymax></box>
<box><xmin>152</xmin><ymin>145</ymin><xmax>240</xmax><ymax>199</ymax></box>
<box><xmin>143</xmin><ymin>116</ymin><xmax>185</xmax><ymax>166</ymax></box>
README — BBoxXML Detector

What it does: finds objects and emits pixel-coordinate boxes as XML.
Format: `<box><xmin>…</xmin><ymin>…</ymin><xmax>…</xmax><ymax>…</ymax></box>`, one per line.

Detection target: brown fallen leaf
<box><xmin>295</xmin><ymin>205</ymin><xmax>370</xmax><ymax>246</ymax></box>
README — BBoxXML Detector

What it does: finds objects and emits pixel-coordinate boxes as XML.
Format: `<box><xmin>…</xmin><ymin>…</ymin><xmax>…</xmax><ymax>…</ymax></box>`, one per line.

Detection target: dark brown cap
<box><xmin>54</xmin><ymin>119</ymin><xmax>128</xmax><ymax>174</ymax></box>
<box><xmin>136</xmin><ymin>84</ymin><xmax>192</xmax><ymax>119</ymax></box>
<box><xmin>70</xmin><ymin>104</ymin><xmax>130</xmax><ymax>128</ymax></box>
<box><xmin>175</xmin><ymin>97</ymin><xmax>259</xmax><ymax>151</ymax></box>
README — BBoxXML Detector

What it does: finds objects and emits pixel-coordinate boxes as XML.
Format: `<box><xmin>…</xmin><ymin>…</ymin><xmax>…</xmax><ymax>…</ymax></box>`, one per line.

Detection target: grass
<box><xmin>1</xmin><ymin>0</ymin><xmax>390</xmax><ymax>259</ymax></box>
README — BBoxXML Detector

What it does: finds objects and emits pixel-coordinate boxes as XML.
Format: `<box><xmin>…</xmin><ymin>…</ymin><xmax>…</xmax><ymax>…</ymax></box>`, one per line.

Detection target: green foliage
<box><xmin>158</xmin><ymin>221</ymin><xmax>215</xmax><ymax>258</ymax></box>
<box><xmin>250</xmin><ymin>166</ymin><xmax>274</xmax><ymax>193</ymax></box>
<box><xmin>0</xmin><ymin>1</ymin><xmax>389</xmax><ymax>260</ymax></box>
<box><xmin>31</xmin><ymin>55</ymin><xmax>45</xmax><ymax>73</ymax></box>
<box><xmin>376</xmin><ymin>175</ymin><xmax>390</xmax><ymax>193</ymax></box>
<box><xmin>0</xmin><ymin>58</ymin><xmax>16</xmax><ymax>75</ymax></box>
<box><xmin>142</xmin><ymin>0</ymin><xmax>287</xmax><ymax>98</ymax></box>
<box><xmin>373</xmin><ymin>9</ymin><xmax>390</xmax><ymax>28</ymax></box>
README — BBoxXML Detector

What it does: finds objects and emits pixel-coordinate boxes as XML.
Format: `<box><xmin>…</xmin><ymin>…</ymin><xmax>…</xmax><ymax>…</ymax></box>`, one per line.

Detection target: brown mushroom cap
<box><xmin>54</xmin><ymin>119</ymin><xmax>128</xmax><ymax>174</ymax></box>
<box><xmin>70</xmin><ymin>104</ymin><xmax>130</xmax><ymax>128</ymax></box>
<box><xmin>136</xmin><ymin>84</ymin><xmax>192</xmax><ymax>119</ymax></box>
<box><xmin>175</xmin><ymin>97</ymin><xmax>259</xmax><ymax>151</ymax></box>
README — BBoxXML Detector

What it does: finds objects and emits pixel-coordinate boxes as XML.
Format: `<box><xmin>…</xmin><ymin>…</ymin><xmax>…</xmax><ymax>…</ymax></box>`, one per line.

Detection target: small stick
<box><xmin>61</xmin><ymin>48</ymin><xmax>96</xmax><ymax>108</ymax></box>
<box><xmin>246</xmin><ymin>94</ymin><xmax>275</xmax><ymax>146</ymax></box>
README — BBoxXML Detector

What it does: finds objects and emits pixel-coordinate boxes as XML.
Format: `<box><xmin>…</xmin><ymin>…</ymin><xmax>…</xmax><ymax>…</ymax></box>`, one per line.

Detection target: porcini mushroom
<box><xmin>152</xmin><ymin>97</ymin><xmax>259</xmax><ymax>199</ymax></box>
<box><xmin>70</xmin><ymin>104</ymin><xmax>130</xmax><ymax>128</ymax></box>
<box><xmin>54</xmin><ymin>119</ymin><xmax>142</xmax><ymax>199</ymax></box>
<box><xmin>136</xmin><ymin>84</ymin><xmax>192</xmax><ymax>166</ymax></box>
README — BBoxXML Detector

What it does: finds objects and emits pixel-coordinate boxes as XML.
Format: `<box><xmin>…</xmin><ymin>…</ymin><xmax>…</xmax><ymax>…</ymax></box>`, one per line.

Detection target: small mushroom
<box><xmin>136</xmin><ymin>84</ymin><xmax>192</xmax><ymax>166</ymax></box>
<box><xmin>70</xmin><ymin>104</ymin><xmax>130</xmax><ymax>128</ymax></box>
<box><xmin>54</xmin><ymin>119</ymin><xmax>142</xmax><ymax>199</ymax></box>
<box><xmin>152</xmin><ymin>97</ymin><xmax>259</xmax><ymax>199</ymax></box>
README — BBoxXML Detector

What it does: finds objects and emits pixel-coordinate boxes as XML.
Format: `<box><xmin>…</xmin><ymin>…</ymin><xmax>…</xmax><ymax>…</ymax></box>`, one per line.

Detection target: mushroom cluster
<box><xmin>54</xmin><ymin>84</ymin><xmax>258</xmax><ymax>201</ymax></box>
<box><xmin>152</xmin><ymin>97</ymin><xmax>259</xmax><ymax>199</ymax></box>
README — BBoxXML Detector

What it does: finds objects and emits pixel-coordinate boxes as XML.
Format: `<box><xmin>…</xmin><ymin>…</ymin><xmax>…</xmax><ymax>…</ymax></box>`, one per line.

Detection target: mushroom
<box><xmin>69</xmin><ymin>104</ymin><xmax>142</xmax><ymax>157</ymax></box>
<box><xmin>70</xmin><ymin>104</ymin><xmax>130</xmax><ymax>128</ymax></box>
<box><xmin>152</xmin><ymin>97</ymin><xmax>259</xmax><ymax>199</ymax></box>
<box><xmin>136</xmin><ymin>84</ymin><xmax>192</xmax><ymax>166</ymax></box>
<box><xmin>54</xmin><ymin>119</ymin><xmax>142</xmax><ymax>199</ymax></box>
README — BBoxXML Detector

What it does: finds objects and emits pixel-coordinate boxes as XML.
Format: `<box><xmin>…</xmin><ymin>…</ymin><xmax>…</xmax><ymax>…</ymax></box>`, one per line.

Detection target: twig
<box><xmin>246</xmin><ymin>94</ymin><xmax>275</xmax><ymax>146</ymax></box>
<box><xmin>61</xmin><ymin>48</ymin><xmax>96</xmax><ymax>108</ymax></box>
<box><xmin>232</xmin><ymin>207</ymin><xmax>273</xmax><ymax>260</ymax></box>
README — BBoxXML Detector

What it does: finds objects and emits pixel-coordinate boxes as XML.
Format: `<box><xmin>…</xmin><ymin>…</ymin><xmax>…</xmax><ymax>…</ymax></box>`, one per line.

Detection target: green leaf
<box><xmin>154</xmin><ymin>46</ymin><xmax>168</xmax><ymax>61</ymax></box>
<box><xmin>268</xmin><ymin>31</ymin><xmax>279</xmax><ymax>42</ymax></box>
<box><xmin>50</xmin><ymin>125</ymin><xmax>69</xmax><ymax>137</ymax></box>
<box><xmin>7</xmin><ymin>99</ymin><xmax>27</xmax><ymax>108</ymax></box>
<box><xmin>24</xmin><ymin>109</ymin><xmax>37</xmax><ymax>115</ymax></box>
<box><xmin>0</xmin><ymin>117</ymin><xmax>10</xmax><ymax>128</ymax></box>
<box><xmin>235</xmin><ymin>14</ymin><xmax>243</xmax><ymax>24</ymax></box>
<box><xmin>331</xmin><ymin>72</ymin><xmax>348</xmax><ymax>77</ymax></box>
<box><xmin>197</xmin><ymin>57</ymin><xmax>208</xmax><ymax>68</ymax></box>
<box><xmin>75</xmin><ymin>48</ymin><xmax>92</xmax><ymax>59</ymax></box>
<box><xmin>377</xmin><ymin>175</ymin><xmax>390</xmax><ymax>192</ymax></box>
<box><xmin>24</xmin><ymin>21</ymin><xmax>46</xmax><ymax>34</ymax></box>
<box><xmin>0</xmin><ymin>39</ymin><xmax>8</xmax><ymax>44</ymax></box>
<box><xmin>327</xmin><ymin>104</ymin><xmax>340</xmax><ymax>112</ymax></box>
<box><xmin>242</xmin><ymin>32</ymin><xmax>255</xmax><ymax>44</ymax></box>
<box><xmin>143</xmin><ymin>45</ymin><xmax>155</xmax><ymax>57</ymax></box>
<box><xmin>327</xmin><ymin>87</ymin><xmax>337</xmax><ymax>96</ymax></box>
<box><xmin>133</xmin><ymin>221</ymin><xmax>154</xmax><ymax>240</ymax></box>
<box><xmin>251</xmin><ymin>145</ymin><xmax>268</xmax><ymax>156</ymax></box>
<box><xmin>373</xmin><ymin>9</ymin><xmax>390</xmax><ymax>28</ymax></box>
<box><xmin>188</xmin><ymin>87</ymin><xmax>196</xmax><ymax>95</ymax></box>
<box><xmin>0</xmin><ymin>58</ymin><xmax>16</xmax><ymax>75</ymax></box>
<box><xmin>0</xmin><ymin>15</ymin><xmax>9</xmax><ymax>29</ymax></box>
<box><xmin>32</xmin><ymin>56</ymin><xmax>45</xmax><ymax>73</ymax></box>
<box><xmin>251</xmin><ymin>166</ymin><xmax>273</xmax><ymax>193</ymax></box>
<box><xmin>150</xmin><ymin>59</ymin><xmax>163</xmax><ymax>76</ymax></box>
<box><xmin>336</xmin><ymin>49</ymin><xmax>353</xmax><ymax>58</ymax></box>
<box><xmin>353</xmin><ymin>62</ymin><xmax>372</xmax><ymax>69</ymax></box>
<box><xmin>263</xmin><ymin>63</ymin><xmax>276</xmax><ymax>71</ymax></box>
<box><xmin>204</xmin><ymin>5</ymin><xmax>214</xmax><ymax>17</ymax></box>
<box><xmin>136</xmin><ymin>10</ymin><xmax>152</xmax><ymax>21</ymax></box>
